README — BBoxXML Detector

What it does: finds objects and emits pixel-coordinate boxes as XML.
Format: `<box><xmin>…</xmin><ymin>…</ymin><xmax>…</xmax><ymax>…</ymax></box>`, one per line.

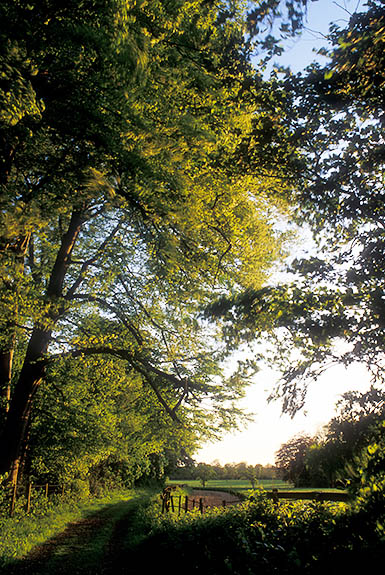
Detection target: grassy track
<box><xmin>0</xmin><ymin>489</ymin><xmax>156</xmax><ymax>573</ymax></box>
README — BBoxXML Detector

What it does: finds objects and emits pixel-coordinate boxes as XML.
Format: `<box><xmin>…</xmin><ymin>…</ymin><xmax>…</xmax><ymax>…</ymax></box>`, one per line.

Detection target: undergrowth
<box><xmin>132</xmin><ymin>488</ymin><xmax>385</xmax><ymax>575</ymax></box>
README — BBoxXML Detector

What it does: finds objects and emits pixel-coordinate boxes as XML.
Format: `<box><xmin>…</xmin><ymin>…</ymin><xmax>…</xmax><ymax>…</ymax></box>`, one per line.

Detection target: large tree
<box><xmin>0</xmin><ymin>0</ymin><xmax>304</xmax><ymax>484</ymax></box>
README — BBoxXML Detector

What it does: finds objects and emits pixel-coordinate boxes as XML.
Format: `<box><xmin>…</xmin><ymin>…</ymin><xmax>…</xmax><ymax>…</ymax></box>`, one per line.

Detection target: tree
<box><xmin>272</xmin><ymin>2</ymin><xmax>385</xmax><ymax>399</ymax></box>
<box><xmin>205</xmin><ymin>1</ymin><xmax>385</xmax><ymax>415</ymax></box>
<box><xmin>0</xmin><ymin>0</ymin><xmax>306</xmax><ymax>485</ymax></box>
<box><xmin>25</xmin><ymin>353</ymin><xmax>200</xmax><ymax>487</ymax></box>
<box><xmin>320</xmin><ymin>387</ymin><xmax>385</xmax><ymax>486</ymax></box>
<box><xmin>275</xmin><ymin>434</ymin><xmax>315</xmax><ymax>486</ymax></box>
<box><xmin>245</xmin><ymin>464</ymin><xmax>263</xmax><ymax>488</ymax></box>
<box><xmin>278</xmin><ymin>388</ymin><xmax>385</xmax><ymax>488</ymax></box>
<box><xmin>267</xmin><ymin>1</ymin><xmax>385</xmax><ymax>407</ymax></box>
<box><xmin>195</xmin><ymin>462</ymin><xmax>216</xmax><ymax>488</ymax></box>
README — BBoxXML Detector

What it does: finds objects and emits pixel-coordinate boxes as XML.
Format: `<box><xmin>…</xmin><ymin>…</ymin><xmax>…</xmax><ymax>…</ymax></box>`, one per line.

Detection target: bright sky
<box><xmin>196</xmin><ymin>0</ymin><xmax>371</xmax><ymax>467</ymax></box>
<box><xmin>197</xmin><ymin>362</ymin><xmax>373</xmax><ymax>466</ymax></box>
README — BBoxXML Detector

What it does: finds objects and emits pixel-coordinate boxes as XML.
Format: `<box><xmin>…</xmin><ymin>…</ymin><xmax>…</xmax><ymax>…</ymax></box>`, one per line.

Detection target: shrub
<box><xmin>132</xmin><ymin>487</ymin><xmax>385</xmax><ymax>575</ymax></box>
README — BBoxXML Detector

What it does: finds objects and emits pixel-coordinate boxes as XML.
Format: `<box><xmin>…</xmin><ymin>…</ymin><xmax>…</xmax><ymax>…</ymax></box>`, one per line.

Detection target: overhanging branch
<box><xmin>46</xmin><ymin>345</ymin><xmax>190</xmax><ymax>422</ymax></box>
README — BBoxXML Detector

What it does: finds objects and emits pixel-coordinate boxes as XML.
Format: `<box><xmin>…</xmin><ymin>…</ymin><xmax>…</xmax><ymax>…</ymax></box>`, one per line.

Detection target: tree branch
<box><xmin>45</xmin><ymin>345</ymin><xmax>190</xmax><ymax>421</ymax></box>
<box><xmin>67</xmin><ymin>293</ymin><xmax>143</xmax><ymax>345</ymax></box>
<box><xmin>65</xmin><ymin>221</ymin><xmax>122</xmax><ymax>299</ymax></box>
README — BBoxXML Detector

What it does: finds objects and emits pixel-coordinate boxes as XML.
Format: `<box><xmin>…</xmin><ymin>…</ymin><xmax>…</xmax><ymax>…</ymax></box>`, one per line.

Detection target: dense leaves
<box><xmin>274</xmin><ymin>387</ymin><xmax>385</xmax><ymax>488</ymax></box>
<box><xmin>0</xmin><ymin>0</ymin><xmax>306</xmax><ymax>484</ymax></box>
<box><xmin>275</xmin><ymin>434</ymin><xmax>314</xmax><ymax>486</ymax></box>
<box><xmin>133</xmin><ymin>490</ymin><xmax>385</xmax><ymax>575</ymax></box>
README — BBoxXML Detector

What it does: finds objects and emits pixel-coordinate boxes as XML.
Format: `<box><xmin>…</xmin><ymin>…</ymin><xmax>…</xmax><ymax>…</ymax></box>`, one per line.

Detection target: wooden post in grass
<box><xmin>184</xmin><ymin>496</ymin><xmax>188</xmax><ymax>513</ymax></box>
<box><xmin>178</xmin><ymin>495</ymin><xmax>181</xmax><ymax>515</ymax></box>
<box><xmin>199</xmin><ymin>498</ymin><xmax>203</xmax><ymax>513</ymax></box>
<box><xmin>26</xmin><ymin>482</ymin><xmax>32</xmax><ymax>513</ymax></box>
<box><xmin>45</xmin><ymin>483</ymin><xmax>49</xmax><ymax>498</ymax></box>
<box><xmin>223</xmin><ymin>500</ymin><xmax>226</xmax><ymax>508</ymax></box>
<box><xmin>170</xmin><ymin>496</ymin><xmax>175</xmax><ymax>512</ymax></box>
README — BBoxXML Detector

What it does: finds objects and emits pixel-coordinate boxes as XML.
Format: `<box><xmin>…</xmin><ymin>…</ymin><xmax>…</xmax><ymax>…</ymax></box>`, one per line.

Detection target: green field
<box><xmin>167</xmin><ymin>479</ymin><xmax>346</xmax><ymax>494</ymax></box>
<box><xmin>167</xmin><ymin>479</ymin><xmax>292</xmax><ymax>492</ymax></box>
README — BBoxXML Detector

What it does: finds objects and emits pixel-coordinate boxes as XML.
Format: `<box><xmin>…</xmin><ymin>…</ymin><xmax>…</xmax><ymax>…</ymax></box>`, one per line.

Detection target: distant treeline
<box><xmin>170</xmin><ymin>461</ymin><xmax>278</xmax><ymax>482</ymax></box>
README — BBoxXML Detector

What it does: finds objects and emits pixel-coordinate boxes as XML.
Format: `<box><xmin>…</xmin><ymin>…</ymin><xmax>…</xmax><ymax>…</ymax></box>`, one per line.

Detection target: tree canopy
<box><xmin>0</xmin><ymin>0</ymin><xmax>306</xmax><ymax>485</ymax></box>
<box><xmin>274</xmin><ymin>386</ymin><xmax>385</xmax><ymax>488</ymax></box>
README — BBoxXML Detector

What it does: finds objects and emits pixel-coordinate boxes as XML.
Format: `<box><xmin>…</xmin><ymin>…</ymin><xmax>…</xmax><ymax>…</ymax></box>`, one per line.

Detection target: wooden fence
<box><xmin>161</xmin><ymin>494</ymin><xmax>238</xmax><ymax>514</ymax></box>
<box><xmin>265</xmin><ymin>489</ymin><xmax>350</xmax><ymax>503</ymax></box>
<box><xmin>8</xmin><ymin>482</ymin><xmax>65</xmax><ymax>517</ymax></box>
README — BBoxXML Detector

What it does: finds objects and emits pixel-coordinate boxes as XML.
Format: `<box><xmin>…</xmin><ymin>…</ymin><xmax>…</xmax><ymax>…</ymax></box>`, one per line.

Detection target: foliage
<box><xmin>275</xmin><ymin>434</ymin><xmax>315</xmax><ymax>486</ymax></box>
<box><xmin>24</xmin><ymin>354</ymin><xmax>199</xmax><ymax>486</ymax></box>
<box><xmin>274</xmin><ymin>387</ymin><xmax>385</xmax><ymax>489</ymax></box>
<box><xmin>0</xmin><ymin>0</ymin><xmax>305</xmax><ymax>483</ymax></box>
<box><xmin>205</xmin><ymin>0</ymin><xmax>385</xmax><ymax>416</ymax></box>
<box><xmin>133</xmin><ymin>488</ymin><xmax>385</xmax><ymax>574</ymax></box>
<box><xmin>169</xmin><ymin>460</ymin><xmax>278</xmax><ymax>483</ymax></box>
<box><xmin>267</xmin><ymin>0</ymin><xmax>385</xmax><ymax>405</ymax></box>
<box><xmin>352</xmin><ymin>420</ymin><xmax>385</xmax><ymax>525</ymax></box>
<box><xmin>194</xmin><ymin>462</ymin><xmax>216</xmax><ymax>487</ymax></box>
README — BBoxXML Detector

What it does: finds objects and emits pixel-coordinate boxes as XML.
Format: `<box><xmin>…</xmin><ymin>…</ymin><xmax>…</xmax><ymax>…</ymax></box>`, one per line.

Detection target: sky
<box><xmin>269</xmin><ymin>0</ymin><xmax>365</xmax><ymax>73</ymax></box>
<box><xmin>195</xmin><ymin>0</ymin><xmax>371</xmax><ymax>467</ymax></box>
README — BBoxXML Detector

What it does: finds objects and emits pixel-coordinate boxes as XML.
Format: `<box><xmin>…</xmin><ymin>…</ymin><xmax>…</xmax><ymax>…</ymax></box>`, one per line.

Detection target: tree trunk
<box><xmin>0</xmin><ymin>340</ymin><xmax>46</xmax><ymax>482</ymax></box>
<box><xmin>0</xmin><ymin>234</ymin><xmax>30</xmax><ymax>430</ymax></box>
<box><xmin>0</xmin><ymin>210</ymin><xmax>84</xmax><ymax>483</ymax></box>
<box><xmin>0</xmin><ymin>349</ymin><xmax>13</xmax><ymax>417</ymax></box>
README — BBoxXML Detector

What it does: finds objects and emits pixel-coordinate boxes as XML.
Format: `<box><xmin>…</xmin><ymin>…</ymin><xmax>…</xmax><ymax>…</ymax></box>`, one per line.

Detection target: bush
<box><xmin>132</xmin><ymin>487</ymin><xmax>385</xmax><ymax>575</ymax></box>
<box><xmin>69</xmin><ymin>478</ymin><xmax>90</xmax><ymax>499</ymax></box>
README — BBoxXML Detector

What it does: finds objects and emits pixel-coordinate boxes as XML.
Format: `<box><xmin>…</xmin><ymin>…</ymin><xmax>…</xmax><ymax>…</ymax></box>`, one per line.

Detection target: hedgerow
<box><xmin>133</xmin><ymin>487</ymin><xmax>385</xmax><ymax>574</ymax></box>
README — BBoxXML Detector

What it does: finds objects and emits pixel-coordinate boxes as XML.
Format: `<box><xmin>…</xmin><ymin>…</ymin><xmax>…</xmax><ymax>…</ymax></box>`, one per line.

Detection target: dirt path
<box><xmin>3</xmin><ymin>498</ymin><xmax>145</xmax><ymax>575</ymax></box>
<box><xmin>2</xmin><ymin>489</ymin><xmax>241</xmax><ymax>574</ymax></box>
<box><xmin>190</xmin><ymin>489</ymin><xmax>242</xmax><ymax>508</ymax></box>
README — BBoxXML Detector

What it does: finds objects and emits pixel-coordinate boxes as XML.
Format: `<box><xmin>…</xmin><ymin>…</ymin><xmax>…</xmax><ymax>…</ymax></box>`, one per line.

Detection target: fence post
<box><xmin>199</xmin><ymin>498</ymin><xmax>203</xmax><ymax>514</ymax></box>
<box><xmin>184</xmin><ymin>496</ymin><xmax>188</xmax><ymax>513</ymax></box>
<box><xmin>178</xmin><ymin>495</ymin><xmax>181</xmax><ymax>515</ymax></box>
<box><xmin>272</xmin><ymin>489</ymin><xmax>279</xmax><ymax>504</ymax></box>
<box><xmin>170</xmin><ymin>496</ymin><xmax>175</xmax><ymax>513</ymax></box>
<box><xmin>223</xmin><ymin>500</ymin><xmax>226</xmax><ymax>508</ymax></box>
<box><xmin>45</xmin><ymin>483</ymin><xmax>49</xmax><ymax>498</ymax></box>
<box><xmin>26</xmin><ymin>482</ymin><xmax>32</xmax><ymax>514</ymax></box>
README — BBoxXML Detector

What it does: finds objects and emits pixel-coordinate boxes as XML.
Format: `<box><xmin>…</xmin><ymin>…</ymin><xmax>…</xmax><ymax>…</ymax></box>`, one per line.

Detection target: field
<box><xmin>167</xmin><ymin>479</ymin><xmax>346</xmax><ymax>494</ymax></box>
